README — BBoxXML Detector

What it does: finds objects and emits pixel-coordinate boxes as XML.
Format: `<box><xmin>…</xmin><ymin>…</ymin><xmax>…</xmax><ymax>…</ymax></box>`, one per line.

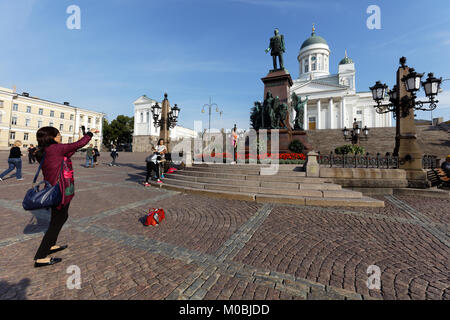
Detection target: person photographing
<box><xmin>33</xmin><ymin>126</ymin><xmax>98</xmax><ymax>268</ymax></box>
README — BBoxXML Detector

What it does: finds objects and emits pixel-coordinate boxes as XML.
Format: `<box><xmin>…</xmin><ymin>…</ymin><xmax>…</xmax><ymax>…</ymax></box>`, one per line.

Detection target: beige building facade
<box><xmin>0</xmin><ymin>86</ymin><xmax>104</xmax><ymax>151</ymax></box>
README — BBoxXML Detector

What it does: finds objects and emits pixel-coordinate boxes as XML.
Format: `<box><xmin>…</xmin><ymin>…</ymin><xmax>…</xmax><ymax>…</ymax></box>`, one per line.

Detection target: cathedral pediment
<box><xmin>133</xmin><ymin>95</ymin><xmax>155</xmax><ymax>105</ymax></box>
<box><xmin>291</xmin><ymin>80</ymin><xmax>348</xmax><ymax>94</ymax></box>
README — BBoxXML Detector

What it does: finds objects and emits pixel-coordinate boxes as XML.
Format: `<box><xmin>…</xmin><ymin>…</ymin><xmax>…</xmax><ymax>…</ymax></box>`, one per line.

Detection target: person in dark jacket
<box><xmin>441</xmin><ymin>155</ymin><xmax>450</xmax><ymax>177</ymax></box>
<box><xmin>28</xmin><ymin>144</ymin><xmax>37</xmax><ymax>164</ymax></box>
<box><xmin>0</xmin><ymin>141</ymin><xmax>23</xmax><ymax>181</ymax></box>
<box><xmin>93</xmin><ymin>146</ymin><xmax>100</xmax><ymax>166</ymax></box>
<box><xmin>33</xmin><ymin>126</ymin><xmax>98</xmax><ymax>268</ymax></box>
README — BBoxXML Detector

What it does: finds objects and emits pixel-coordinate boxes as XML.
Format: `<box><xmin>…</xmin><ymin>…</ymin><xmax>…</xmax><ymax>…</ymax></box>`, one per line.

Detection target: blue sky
<box><xmin>0</xmin><ymin>0</ymin><xmax>449</xmax><ymax>131</ymax></box>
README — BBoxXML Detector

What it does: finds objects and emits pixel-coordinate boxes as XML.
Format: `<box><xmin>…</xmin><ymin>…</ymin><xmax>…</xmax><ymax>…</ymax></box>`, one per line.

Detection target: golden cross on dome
<box><xmin>312</xmin><ymin>23</ymin><xmax>316</xmax><ymax>34</ymax></box>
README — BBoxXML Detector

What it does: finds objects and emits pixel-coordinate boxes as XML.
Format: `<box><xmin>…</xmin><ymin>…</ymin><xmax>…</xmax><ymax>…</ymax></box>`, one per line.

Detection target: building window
<box><xmin>49</xmin><ymin>121</ymin><xmax>54</xmax><ymax>127</ymax></box>
<box><xmin>11</xmin><ymin>116</ymin><xmax>17</xmax><ymax>125</ymax></box>
<box><xmin>68</xmin><ymin>137</ymin><xmax>73</xmax><ymax>143</ymax></box>
<box><xmin>311</xmin><ymin>55</ymin><xmax>316</xmax><ymax>71</ymax></box>
<box><xmin>69</xmin><ymin>125</ymin><xmax>73</xmax><ymax>132</ymax></box>
<box><xmin>25</xmin><ymin>118</ymin><xmax>30</xmax><ymax>127</ymax></box>
<box><xmin>0</xmin><ymin>100</ymin><xmax>4</xmax><ymax>108</ymax></box>
<box><xmin>304</xmin><ymin>59</ymin><xmax>309</xmax><ymax>73</ymax></box>
<box><xmin>60</xmin><ymin>112</ymin><xmax>65</xmax><ymax>119</ymax></box>
<box><xmin>26</xmin><ymin>106</ymin><xmax>31</xmax><ymax>113</ymax></box>
<box><xmin>38</xmin><ymin>120</ymin><xmax>43</xmax><ymax>128</ymax></box>
<box><xmin>140</xmin><ymin>113</ymin><xmax>144</xmax><ymax>123</ymax></box>
<box><xmin>356</xmin><ymin>110</ymin><xmax>363</xmax><ymax>115</ymax></box>
<box><xmin>39</xmin><ymin>108</ymin><xmax>43</xmax><ymax>115</ymax></box>
<box><xmin>70</xmin><ymin>114</ymin><xmax>74</xmax><ymax>120</ymax></box>
<box><xmin>60</xmin><ymin>124</ymin><xmax>64</xmax><ymax>131</ymax></box>
<box><xmin>13</xmin><ymin>104</ymin><xmax>18</xmax><ymax>111</ymax></box>
<box><xmin>88</xmin><ymin>117</ymin><xmax>91</xmax><ymax>124</ymax></box>
<box><xmin>10</xmin><ymin>132</ymin><xmax>15</xmax><ymax>139</ymax></box>
<box><xmin>50</xmin><ymin>110</ymin><xmax>54</xmax><ymax>117</ymax></box>
<box><xmin>24</xmin><ymin>133</ymin><xmax>29</xmax><ymax>141</ymax></box>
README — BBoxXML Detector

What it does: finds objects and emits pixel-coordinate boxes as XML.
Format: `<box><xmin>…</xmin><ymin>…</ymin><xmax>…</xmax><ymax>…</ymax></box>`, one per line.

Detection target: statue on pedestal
<box><xmin>291</xmin><ymin>93</ymin><xmax>308</xmax><ymax>130</ymax></box>
<box><xmin>265</xmin><ymin>28</ymin><xmax>285</xmax><ymax>70</ymax></box>
<box><xmin>250</xmin><ymin>91</ymin><xmax>289</xmax><ymax>130</ymax></box>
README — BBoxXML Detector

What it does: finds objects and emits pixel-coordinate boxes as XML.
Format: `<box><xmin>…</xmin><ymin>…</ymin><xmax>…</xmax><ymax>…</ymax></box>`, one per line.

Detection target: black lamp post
<box><xmin>151</xmin><ymin>102</ymin><xmax>180</xmax><ymax>129</ymax></box>
<box><xmin>342</xmin><ymin>118</ymin><xmax>369</xmax><ymax>145</ymax></box>
<box><xmin>369</xmin><ymin>57</ymin><xmax>442</xmax><ymax>156</ymax></box>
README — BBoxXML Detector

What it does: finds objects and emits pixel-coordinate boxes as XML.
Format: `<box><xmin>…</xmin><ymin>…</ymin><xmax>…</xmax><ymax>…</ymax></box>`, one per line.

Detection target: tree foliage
<box><xmin>102</xmin><ymin>115</ymin><xmax>134</xmax><ymax>147</ymax></box>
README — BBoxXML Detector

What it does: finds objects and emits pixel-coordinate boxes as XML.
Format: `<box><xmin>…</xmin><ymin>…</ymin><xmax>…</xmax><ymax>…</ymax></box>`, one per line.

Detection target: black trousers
<box><xmin>145</xmin><ymin>162</ymin><xmax>160</xmax><ymax>182</ymax></box>
<box><xmin>34</xmin><ymin>204</ymin><xmax>70</xmax><ymax>260</ymax></box>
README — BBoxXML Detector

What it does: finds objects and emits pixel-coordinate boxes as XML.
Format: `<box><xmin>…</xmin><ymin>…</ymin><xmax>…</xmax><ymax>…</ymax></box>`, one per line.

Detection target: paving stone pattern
<box><xmin>0</xmin><ymin>152</ymin><xmax>448</xmax><ymax>300</ymax></box>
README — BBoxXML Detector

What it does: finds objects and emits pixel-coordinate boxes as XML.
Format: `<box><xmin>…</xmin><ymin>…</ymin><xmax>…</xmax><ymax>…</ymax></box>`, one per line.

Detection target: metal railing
<box><xmin>317</xmin><ymin>152</ymin><xmax>399</xmax><ymax>169</ymax></box>
<box><xmin>422</xmin><ymin>155</ymin><xmax>439</xmax><ymax>169</ymax></box>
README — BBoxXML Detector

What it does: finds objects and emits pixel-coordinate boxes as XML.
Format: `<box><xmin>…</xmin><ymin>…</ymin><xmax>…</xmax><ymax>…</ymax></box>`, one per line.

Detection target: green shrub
<box><xmin>288</xmin><ymin>140</ymin><xmax>304</xmax><ymax>154</ymax></box>
<box><xmin>334</xmin><ymin>144</ymin><xmax>365</xmax><ymax>155</ymax></box>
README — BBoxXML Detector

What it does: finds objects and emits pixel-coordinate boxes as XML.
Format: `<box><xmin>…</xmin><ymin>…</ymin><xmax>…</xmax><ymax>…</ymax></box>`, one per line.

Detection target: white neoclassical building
<box><xmin>133</xmin><ymin>94</ymin><xmax>197</xmax><ymax>152</ymax></box>
<box><xmin>291</xmin><ymin>26</ymin><xmax>392</xmax><ymax>130</ymax></box>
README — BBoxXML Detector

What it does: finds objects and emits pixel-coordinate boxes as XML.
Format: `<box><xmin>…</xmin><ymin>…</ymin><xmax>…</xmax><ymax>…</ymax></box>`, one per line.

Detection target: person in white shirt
<box><xmin>155</xmin><ymin>139</ymin><xmax>167</xmax><ymax>178</ymax></box>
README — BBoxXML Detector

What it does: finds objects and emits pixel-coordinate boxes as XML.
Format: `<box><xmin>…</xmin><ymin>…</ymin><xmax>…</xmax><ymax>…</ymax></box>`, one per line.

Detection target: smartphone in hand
<box><xmin>81</xmin><ymin>126</ymin><xmax>86</xmax><ymax>135</ymax></box>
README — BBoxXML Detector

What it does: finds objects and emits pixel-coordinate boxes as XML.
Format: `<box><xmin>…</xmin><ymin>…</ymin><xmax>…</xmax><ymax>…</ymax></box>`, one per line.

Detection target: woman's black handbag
<box><xmin>22</xmin><ymin>154</ymin><xmax>63</xmax><ymax>211</ymax></box>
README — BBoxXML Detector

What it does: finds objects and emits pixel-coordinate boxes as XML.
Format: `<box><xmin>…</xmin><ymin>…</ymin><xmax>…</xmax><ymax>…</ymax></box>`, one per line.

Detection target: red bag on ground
<box><xmin>167</xmin><ymin>167</ymin><xmax>178</xmax><ymax>174</ymax></box>
<box><xmin>144</xmin><ymin>208</ymin><xmax>165</xmax><ymax>226</ymax></box>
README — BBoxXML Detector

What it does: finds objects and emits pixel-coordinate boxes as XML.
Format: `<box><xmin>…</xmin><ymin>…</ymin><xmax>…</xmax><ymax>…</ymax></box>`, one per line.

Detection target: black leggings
<box><xmin>34</xmin><ymin>204</ymin><xmax>70</xmax><ymax>260</ymax></box>
<box><xmin>146</xmin><ymin>162</ymin><xmax>160</xmax><ymax>182</ymax></box>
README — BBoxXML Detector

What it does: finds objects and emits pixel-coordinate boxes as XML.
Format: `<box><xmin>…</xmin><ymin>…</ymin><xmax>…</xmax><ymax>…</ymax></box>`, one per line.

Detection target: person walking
<box><xmin>441</xmin><ymin>155</ymin><xmax>450</xmax><ymax>178</ymax></box>
<box><xmin>85</xmin><ymin>144</ymin><xmax>94</xmax><ymax>168</ymax></box>
<box><xmin>28</xmin><ymin>144</ymin><xmax>37</xmax><ymax>164</ymax></box>
<box><xmin>33</xmin><ymin>126</ymin><xmax>98</xmax><ymax>267</ymax></box>
<box><xmin>93</xmin><ymin>146</ymin><xmax>100</xmax><ymax>166</ymax></box>
<box><xmin>0</xmin><ymin>141</ymin><xmax>24</xmax><ymax>181</ymax></box>
<box><xmin>110</xmin><ymin>145</ymin><xmax>119</xmax><ymax>166</ymax></box>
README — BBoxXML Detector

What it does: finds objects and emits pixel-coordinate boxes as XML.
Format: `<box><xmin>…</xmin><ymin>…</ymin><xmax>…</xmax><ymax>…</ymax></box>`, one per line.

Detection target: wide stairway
<box><xmin>150</xmin><ymin>163</ymin><xmax>384</xmax><ymax>207</ymax></box>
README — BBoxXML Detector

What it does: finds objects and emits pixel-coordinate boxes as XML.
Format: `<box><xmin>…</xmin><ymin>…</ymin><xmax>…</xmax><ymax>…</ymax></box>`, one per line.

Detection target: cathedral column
<box><xmin>303</xmin><ymin>100</ymin><xmax>308</xmax><ymax>130</ymax></box>
<box><xmin>317</xmin><ymin>100</ymin><xmax>321</xmax><ymax>130</ymax></box>
<box><xmin>328</xmin><ymin>98</ymin><xmax>334</xmax><ymax>129</ymax></box>
<box><xmin>340</xmin><ymin>98</ymin><xmax>346</xmax><ymax>128</ymax></box>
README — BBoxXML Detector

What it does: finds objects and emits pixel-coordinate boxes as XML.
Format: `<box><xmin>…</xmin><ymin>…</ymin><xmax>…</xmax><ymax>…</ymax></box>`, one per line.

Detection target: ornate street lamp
<box><xmin>151</xmin><ymin>103</ymin><xmax>162</xmax><ymax>127</ymax></box>
<box><xmin>202</xmin><ymin>97</ymin><xmax>222</xmax><ymax>134</ymax></box>
<box><xmin>151</xmin><ymin>100</ymin><xmax>181</xmax><ymax>129</ymax></box>
<box><xmin>369</xmin><ymin>56</ymin><xmax>442</xmax><ymax>158</ymax></box>
<box><xmin>342</xmin><ymin>119</ymin><xmax>369</xmax><ymax>145</ymax></box>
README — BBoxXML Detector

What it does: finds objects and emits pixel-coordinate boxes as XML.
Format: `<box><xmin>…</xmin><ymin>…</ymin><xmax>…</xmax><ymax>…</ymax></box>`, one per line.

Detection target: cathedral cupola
<box><xmin>298</xmin><ymin>24</ymin><xmax>331</xmax><ymax>80</ymax></box>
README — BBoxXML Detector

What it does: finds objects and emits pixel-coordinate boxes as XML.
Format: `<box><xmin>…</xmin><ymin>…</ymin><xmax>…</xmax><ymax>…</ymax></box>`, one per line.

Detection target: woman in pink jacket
<box><xmin>33</xmin><ymin>126</ymin><xmax>98</xmax><ymax>268</ymax></box>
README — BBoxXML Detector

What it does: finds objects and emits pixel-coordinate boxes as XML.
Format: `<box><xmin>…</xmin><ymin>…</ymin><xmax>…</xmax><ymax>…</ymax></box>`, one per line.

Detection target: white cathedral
<box><xmin>291</xmin><ymin>26</ymin><xmax>392</xmax><ymax>130</ymax></box>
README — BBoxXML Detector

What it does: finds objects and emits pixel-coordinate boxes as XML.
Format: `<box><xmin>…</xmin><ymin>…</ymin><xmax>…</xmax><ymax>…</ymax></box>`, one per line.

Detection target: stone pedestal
<box><xmin>397</xmin><ymin>66</ymin><xmax>428</xmax><ymax>188</ymax></box>
<box><xmin>261</xmin><ymin>69</ymin><xmax>293</xmax><ymax>105</ymax></box>
<box><xmin>306</xmin><ymin>151</ymin><xmax>320</xmax><ymax>177</ymax></box>
<box><xmin>160</xmin><ymin>94</ymin><xmax>171</xmax><ymax>152</ymax></box>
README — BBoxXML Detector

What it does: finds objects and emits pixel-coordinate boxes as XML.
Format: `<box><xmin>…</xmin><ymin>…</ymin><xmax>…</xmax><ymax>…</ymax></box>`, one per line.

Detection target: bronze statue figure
<box><xmin>250</xmin><ymin>91</ymin><xmax>290</xmax><ymax>130</ymax></box>
<box><xmin>265</xmin><ymin>28</ymin><xmax>285</xmax><ymax>70</ymax></box>
<box><xmin>291</xmin><ymin>93</ymin><xmax>308</xmax><ymax>130</ymax></box>
<box><xmin>250</xmin><ymin>101</ymin><xmax>262</xmax><ymax>130</ymax></box>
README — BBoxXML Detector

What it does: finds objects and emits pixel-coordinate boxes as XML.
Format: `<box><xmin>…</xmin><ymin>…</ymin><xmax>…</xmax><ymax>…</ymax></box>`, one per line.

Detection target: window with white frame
<box><xmin>10</xmin><ymin>132</ymin><xmax>15</xmax><ymax>139</ymax></box>
<box><xmin>50</xmin><ymin>110</ymin><xmax>55</xmax><ymax>117</ymax></box>
<box><xmin>304</xmin><ymin>59</ymin><xmax>309</xmax><ymax>73</ymax></box>
<box><xmin>25</xmin><ymin>118</ymin><xmax>30</xmax><ymax>127</ymax></box>
<box><xmin>24</xmin><ymin>133</ymin><xmax>29</xmax><ymax>141</ymax></box>
<box><xmin>311</xmin><ymin>55</ymin><xmax>317</xmax><ymax>71</ymax></box>
<box><xmin>38</xmin><ymin>120</ymin><xmax>43</xmax><ymax>128</ymax></box>
<box><xmin>13</xmin><ymin>104</ymin><xmax>18</xmax><ymax>111</ymax></box>
<box><xmin>70</xmin><ymin>114</ymin><xmax>74</xmax><ymax>120</ymax></box>
<box><xmin>49</xmin><ymin>121</ymin><xmax>54</xmax><ymax>127</ymax></box>
<box><xmin>60</xmin><ymin>124</ymin><xmax>64</xmax><ymax>131</ymax></box>
<box><xmin>39</xmin><ymin>108</ymin><xmax>43</xmax><ymax>115</ymax></box>
<box><xmin>69</xmin><ymin>125</ymin><xmax>73</xmax><ymax>132</ymax></box>
<box><xmin>0</xmin><ymin>100</ymin><xmax>3</xmax><ymax>108</ymax></box>
<box><xmin>26</xmin><ymin>106</ymin><xmax>31</xmax><ymax>113</ymax></box>
<box><xmin>60</xmin><ymin>112</ymin><xmax>65</xmax><ymax>119</ymax></box>
<box><xmin>11</xmin><ymin>116</ymin><xmax>17</xmax><ymax>125</ymax></box>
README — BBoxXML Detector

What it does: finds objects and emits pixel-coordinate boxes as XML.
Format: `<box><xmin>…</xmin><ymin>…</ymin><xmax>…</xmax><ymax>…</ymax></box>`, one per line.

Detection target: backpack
<box><xmin>144</xmin><ymin>208</ymin><xmax>165</xmax><ymax>226</ymax></box>
<box><xmin>58</xmin><ymin>156</ymin><xmax>75</xmax><ymax>209</ymax></box>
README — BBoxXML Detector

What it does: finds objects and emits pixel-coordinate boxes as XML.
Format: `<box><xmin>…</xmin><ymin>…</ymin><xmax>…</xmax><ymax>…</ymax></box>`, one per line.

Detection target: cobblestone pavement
<box><xmin>0</xmin><ymin>152</ymin><xmax>449</xmax><ymax>300</ymax></box>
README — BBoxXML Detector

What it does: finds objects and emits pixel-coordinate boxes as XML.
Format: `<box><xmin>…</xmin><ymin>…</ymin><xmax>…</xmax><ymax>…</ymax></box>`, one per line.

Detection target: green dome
<box><xmin>339</xmin><ymin>50</ymin><xmax>353</xmax><ymax>64</ymax></box>
<box><xmin>300</xmin><ymin>32</ymin><xmax>328</xmax><ymax>50</ymax></box>
<box><xmin>339</xmin><ymin>56</ymin><xmax>353</xmax><ymax>64</ymax></box>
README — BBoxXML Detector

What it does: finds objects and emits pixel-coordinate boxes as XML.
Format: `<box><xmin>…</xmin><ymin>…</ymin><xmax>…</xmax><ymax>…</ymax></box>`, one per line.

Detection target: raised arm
<box><xmin>57</xmin><ymin>129</ymin><xmax>98</xmax><ymax>157</ymax></box>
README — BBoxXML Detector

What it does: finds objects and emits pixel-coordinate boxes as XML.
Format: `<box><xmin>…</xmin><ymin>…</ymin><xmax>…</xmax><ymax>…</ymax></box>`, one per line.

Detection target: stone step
<box><xmin>184</xmin><ymin>166</ymin><xmax>307</xmax><ymax>176</ymax></box>
<box><xmin>193</xmin><ymin>163</ymin><xmax>304</xmax><ymax>171</ymax></box>
<box><xmin>148</xmin><ymin>182</ymin><xmax>384</xmax><ymax>208</ymax></box>
<box><xmin>173</xmin><ymin>170</ymin><xmax>318</xmax><ymax>182</ymax></box>
<box><xmin>162</xmin><ymin>177</ymin><xmax>358</xmax><ymax>198</ymax></box>
<box><xmin>166</xmin><ymin>172</ymin><xmax>341</xmax><ymax>190</ymax></box>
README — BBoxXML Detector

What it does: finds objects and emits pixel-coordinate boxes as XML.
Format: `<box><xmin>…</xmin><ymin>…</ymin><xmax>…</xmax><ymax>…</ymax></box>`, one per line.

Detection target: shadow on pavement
<box><xmin>23</xmin><ymin>209</ymin><xmax>50</xmax><ymax>235</ymax></box>
<box><xmin>0</xmin><ymin>279</ymin><xmax>31</xmax><ymax>300</ymax></box>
